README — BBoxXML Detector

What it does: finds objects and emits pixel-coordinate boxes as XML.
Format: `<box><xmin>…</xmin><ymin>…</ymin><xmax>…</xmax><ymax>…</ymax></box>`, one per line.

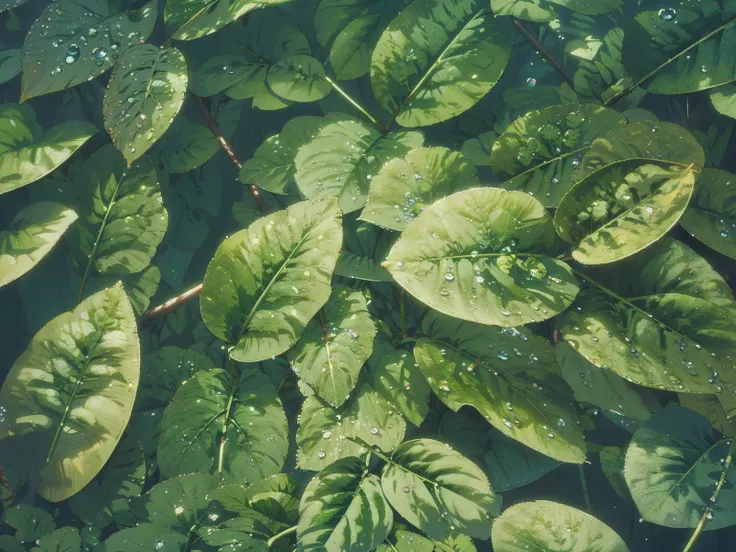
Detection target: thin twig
<box><xmin>139</xmin><ymin>283</ymin><xmax>202</xmax><ymax>327</ymax></box>
<box><xmin>512</xmin><ymin>19</ymin><xmax>575</xmax><ymax>89</ymax></box>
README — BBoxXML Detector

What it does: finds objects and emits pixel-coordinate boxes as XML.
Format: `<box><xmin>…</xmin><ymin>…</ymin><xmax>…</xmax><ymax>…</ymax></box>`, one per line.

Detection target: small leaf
<box><xmin>0</xmin><ymin>284</ymin><xmax>139</xmax><ymax>502</ymax></box>
<box><xmin>625</xmin><ymin>406</ymin><xmax>736</xmax><ymax>529</ymax></box>
<box><xmin>158</xmin><ymin>368</ymin><xmax>288</xmax><ymax>482</ymax></box>
<box><xmin>599</xmin><ymin>446</ymin><xmax>629</xmax><ymax>500</ymax></box>
<box><xmin>103</xmin><ymin>45</ymin><xmax>188</xmax><ymax>164</ymax></box>
<box><xmin>680</xmin><ymin>168</ymin><xmax>736</xmax><ymax>260</ymax></box>
<box><xmin>21</xmin><ymin>0</ymin><xmax>157</xmax><ymax>100</ymax></box>
<box><xmin>484</xmin><ymin>430</ymin><xmax>560</xmax><ymax>492</ymax></box>
<box><xmin>164</xmin><ymin>0</ymin><xmax>285</xmax><ymax>41</ymax></box>
<box><xmin>381</xmin><ymin>438</ymin><xmax>499</xmax><ymax>540</ymax></box>
<box><xmin>555</xmin><ymin>163</ymin><xmax>696</xmax><ymax>265</ymax></box>
<box><xmin>415</xmin><ymin>311</ymin><xmax>586</xmax><ymax>464</ymax></box>
<box><xmin>296</xmin><ymin>383</ymin><xmax>407</xmax><ymax>471</ymax></box>
<box><xmin>385</xmin><ymin>188</ymin><xmax>580</xmax><ymax>326</ymax></box>
<box><xmin>288</xmin><ymin>285</ymin><xmax>377</xmax><ymax>408</ymax></box>
<box><xmin>378</xmin><ymin>530</ymin><xmax>434</xmax><ymax>552</ymax></box>
<box><xmin>4</xmin><ymin>505</ymin><xmax>55</xmax><ymax>542</ymax></box>
<box><xmin>0</xmin><ymin>202</ymin><xmax>78</xmax><ymax>288</ymax></box>
<box><xmin>372</xmin><ymin>0</ymin><xmax>514</xmax><ymax>127</ymax></box>
<box><xmin>200</xmin><ymin>199</ymin><xmax>342</xmax><ymax>362</ymax></box>
<box><xmin>491</xmin><ymin>104</ymin><xmax>626</xmax><ymax>207</ymax></box>
<box><xmin>460</xmin><ymin>131</ymin><xmax>495</xmax><ymax>167</ymax></box>
<box><xmin>31</xmin><ymin>527</ymin><xmax>81</xmax><ymax>552</ymax></box>
<box><xmin>298</xmin><ymin>456</ymin><xmax>393</xmax><ymax>552</ymax></box>
<box><xmin>711</xmin><ymin>83</ymin><xmax>736</xmax><ymax>119</ymax></box>
<box><xmin>492</xmin><ymin>500</ymin><xmax>629</xmax><ymax>552</ymax></box>
<box><xmin>266</xmin><ymin>55</ymin><xmax>331</xmax><ymax>102</ymax></box>
<box><xmin>491</xmin><ymin>0</ymin><xmax>621</xmax><ymax>22</ymax></box>
<box><xmin>295</xmin><ymin>117</ymin><xmax>423</xmax><ymax>213</ymax></box>
<box><xmin>99</xmin><ymin>525</ymin><xmax>187</xmax><ymax>552</ymax></box>
<box><xmin>154</xmin><ymin>118</ymin><xmax>219</xmax><ymax>174</ymax></box>
<box><xmin>0</xmin><ymin>48</ymin><xmax>21</xmax><ymax>85</ymax></box>
<box><xmin>362</xmin><ymin>146</ymin><xmax>479</xmax><ymax>231</ymax></box>
<box><xmin>335</xmin><ymin>217</ymin><xmax>394</xmax><ymax>282</ymax></box>
<box><xmin>0</xmin><ymin>104</ymin><xmax>97</xmax><ymax>195</ymax></box>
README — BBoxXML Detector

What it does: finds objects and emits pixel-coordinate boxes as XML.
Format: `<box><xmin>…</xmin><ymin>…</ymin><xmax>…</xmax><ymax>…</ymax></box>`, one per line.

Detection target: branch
<box><xmin>512</xmin><ymin>19</ymin><xmax>575</xmax><ymax>89</ymax></box>
<box><xmin>139</xmin><ymin>283</ymin><xmax>202</xmax><ymax>327</ymax></box>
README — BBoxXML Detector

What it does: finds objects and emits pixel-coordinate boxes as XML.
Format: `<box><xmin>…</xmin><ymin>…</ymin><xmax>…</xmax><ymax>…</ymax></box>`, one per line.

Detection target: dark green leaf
<box><xmin>484</xmin><ymin>430</ymin><xmax>560</xmax><ymax>492</ymax></box>
<box><xmin>4</xmin><ymin>505</ymin><xmax>55</xmax><ymax>542</ymax></box>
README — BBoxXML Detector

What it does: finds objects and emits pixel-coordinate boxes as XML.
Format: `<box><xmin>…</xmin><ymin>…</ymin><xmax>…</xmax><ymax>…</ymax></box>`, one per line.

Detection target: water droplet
<box><xmin>370</xmin><ymin>427</ymin><xmax>379</xmax><ymax>435</ymax></box>
<box><xmin>403</xmin><ymin>486</ymin><xmax>410</xmax><ymax>493</ymax></box>
<box><xmin>155</xmin><ymin>540</ymin><xmax>164</xmax><ymax>550</ymax></box>
<box><xmin>444</xmin><ymin>272</ymin><xmax>455</xmax><ymax>282</ymax></box>
<box><xmin>88</xmin><ymin>27</ymin><xmax>99</xmax><ymax>37</ymax></box>
<box><xmin>51</xmin><ymin>66</ymin><xmax>62</xmax><ymax>76</ymax></box>
<box><xmin>322</xmin><ymin>431</ymin><xmax>332</xmax><ymax>439</ymax></box>
<box><xmin>396</xmin><ymin>261</ymin><xmax>405</xmax><ymax>268</ymax></box>
<box><xmin>658</xmin><ymin>8</ymin><xmax>677</xmax><ymax>21</ymax></box>
<box><xmin>526</xmin><ymin>77</ymin><xmax>537</xmax><ymax>87</ymax></box>
<box><xmin>497</xmin><ymin>351</ymin><xmax>511</xmax><ymax>361</ymax></box>
<box><xmin>721</xmin><ymin>230</ymin><xmax>729</xmax><ymax>238</ymax></box>
<box><xmin>317</xmin><ymin>450</ymin><xmax>326</xmax><ymax>459</ymax></box>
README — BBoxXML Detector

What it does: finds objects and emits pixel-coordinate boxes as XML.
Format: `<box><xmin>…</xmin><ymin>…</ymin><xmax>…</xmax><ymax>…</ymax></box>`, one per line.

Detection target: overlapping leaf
<box><xmin>491</xmin><ymin>0</ymin><xmax>622</xmax><ymax>22</ymax></box>
<box><xmin>484</xmin><ymin>430</ymin><xmax>560</xmax><ymax>492</ymax></box>
<box><xmin>164</xmin><ymin>0</ymin><xmax>287</xmax><ymax>40</ymax></box>
<box><xmin>711</xmin><ymin>83</ymin><xmax>736</xmax><ymax>119</ymax></box>
<box><xmin>384</xmin><ymin>188</ymin><xmax>580</xmax><ymax>326</ymax></box>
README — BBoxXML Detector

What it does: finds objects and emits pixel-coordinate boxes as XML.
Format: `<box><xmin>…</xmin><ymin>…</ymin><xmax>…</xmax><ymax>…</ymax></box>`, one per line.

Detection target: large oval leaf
<box><xmin>361</xmin><ymin>146</ymin><xmax>479</xmax><ymax>231</ymax></box>
<box><xmin>296</xmin><ymin>383</ymin><xmax>407</xmax><ymax>471</ymax></box>
<box><xmin>67</xmin><ymin>146</ymin><xmax>167</xmax><ymax>300</ymax></box>
<box><xmin>0</xmin><ymin>284</ymin><xmax>139</xmax><ymax>502</ymax></box>
<box><xmin>371</xmin><ymin>0</ymin><xmax>514</xmax><ymax>127</ymax></box>
<box><xmin>491</xmin><ymin>0</ymin><xmax>622</xmax><ymax>22</ymax></box>
<box><xmin>103</xmin><ymin>45</ymin><xmax>187</xmax><ymax>164</ymax></box>
<box><xmin>158</xmin><ymin>368</ymin><xmax>288</xmax><ymax>482</ymax></box>
<box><xmin>622</xmin><ymin>1</ymin><xmax>736</xmax><ymax>95</ymax></box>
<box><xmin>492</xmin><ymin>500</ymin><xmax>629</xmax><ymax>552</ymax></box>
<box><xmin>385</xmin><ymin>188</ymin><xmax>580</xmax><ymax>326</ymax></box>
<box><xmin>415</xmin><ymin>311</ymin><xmax>586</xmax><ymax>463</ymax></box>
<box><xmin>201</xmin><ymin>199</ymin><xmax>342</xmax><ymax>362</ymax></box>
<box><xmin>287</xmin><ymin>285</ymin><xmax>377</xmax><ymax>408</ymax></box>
<box><xmin>381</xmin><ymin>438</ymin><xmax>499</xmax><ymax>540</ymax></box>
<box><xmin>21</xmin><ymin>0</ymin><xmax>157</xmax><ymax>100</ymax></box>
<box><xmin>0</xmin><ymin>104</ymin><xmax>96</xmax><ymax>195</ymax></box>
<box><xmin>164</xmin><ymin>0</ymin><xmax>285</xmax><ymax>41</ymax></box>
<box><xmin>555</xmin><ymin>162</ymin><xmax>696</xmax><ymax>265</ymax></box>
<box><xmin>680</xmin><ymin>168</ymin><xmax>736</xmax><ymax>260</ymax></box>
<box><xmin>0</xmin><ymin>202</ymin><xmax>78</xmax><ymax>288</ymax></box>
<box><xmin>295</xmin><ymin>118</ymin><xmax>423</xmax><ymax>213</ymax></box>
<box><xmin>625</xmin><ymin>406</ymin><xmax>736</xmax><ymax>529</ymax></box>
<box><xmin>298</xmin><ymin>456</ymin><xmax>393</xmax><ymax>552</ymax></box>
<box><xmin>490</xmin><ymin>104</ymin><xmax>626</xmax><ymax>207</ymax></box>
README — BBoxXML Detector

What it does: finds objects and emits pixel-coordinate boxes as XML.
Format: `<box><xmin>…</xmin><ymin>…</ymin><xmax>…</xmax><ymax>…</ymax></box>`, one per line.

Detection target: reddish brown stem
<box><xmin>139</xmin><ymin>283</ymin><xmax>203</xmax><ymax>327</ymax></box>
<box><xmin>512</xmin><ymin>19</ymin><xmax>576</xmax><ymax>89</ymax></box>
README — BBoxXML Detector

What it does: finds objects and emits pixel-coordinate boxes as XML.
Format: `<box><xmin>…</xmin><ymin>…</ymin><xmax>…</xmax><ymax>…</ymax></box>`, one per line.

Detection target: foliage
<box><xmin>2</xmin><ymin>1</ymin><xmax>736</xmax><ymax>551</ymax></box>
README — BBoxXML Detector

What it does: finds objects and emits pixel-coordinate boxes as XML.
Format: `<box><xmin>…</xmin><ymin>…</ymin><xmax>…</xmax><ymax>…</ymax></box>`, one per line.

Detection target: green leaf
<box><xmin>711</xmin><ymin>83</ymin><xmax>736</xmax><ymax>119</ymax></box>
<box><xmin>287</xmin><ymin>285</ymin><xmax>377</xmax><ymax>408</ymax></box>
<box><xmin>555</xmin><ymin>163</ymin><xmax>696</xmax><ymax>265</ymax></box>
<box><xmin>68</xmin><ymin>146</ymin><xmax>167</xmax><ymax>299</ymax></box>
<box><xmin>625</xmin><ymin>406</ymin><xmax>736</xmax><ymax>529</ymax></box>
<box><xmin>557</xmin><ymin>341</ymin><xmax>651</xmax><ymax>421</ymax></box>
<box><xmin>298</xmin><ymin>456</ymin><xmax>393</xmax><ymax>552</ymax></box>
<box><xmin>439</xmin><ymin>408</ymin><xmax>490</xmax><ymax>458</ymax></box>
<box><xmin>295</xmin><ymin>117</ymin><xmax>423</xmax><ymax>213</ymax></box>
<box><xmin>99</xmin><ymin>524</ymin><xmax>187</xmax><ymax>552</ymax></box>
<box><xmin>0</xmin><ymin>284</ymin><xmax>139</xmax><ymax>502</ymax></box>
<box><xmin>0</xmin><ymin>48</ymin><xmax>20</xmax><ymax>85</ymax></box>
<box><xmin>0</xmin><ymin>202</ymin><xmax>78</xmax><ymax>288</ymax></box>
<box><xmin>484</xmin><ymin>430</ymin><xmax>560</xmax><ymax>492</ymax></box>
<box><xmin>296</xmin><ymin>383</ymin><xmax>407</xmax><ymax>471</ymax></box>
<box><xmin>0</xmin><ymin>537</ymin><xmax>23</xmax><ymax>552</ymax></box>
<box><xmin>164</xmin><ymin>0</ymin><xmax>286</xmax><ymax>41</ymax></box>
<box><xmin>241</xmin><ymin>115</ymin><xmax>341</xmax><ymax>195</ymax></box>
<box><xmin>371</xmin><ymin>0</ymin><xmax>514</xmax><ymax>127</ymax></box>
<box><xmin>103</xmin><ymin>45</ymin><xmax>188</xmax><ymax>164</ymax></box>
<box><xmin>67</xmin><ymin>433</ymin><xmax>146</xmax><ymax>528</ymax></box>
<box><xmin>158</xmin><ymin>368</ymin><xmax>288</xmax><ymax>482</ymax></box>
<box><xmin>316</xmin><ymin>0</ymin><xmax>407</xmax><ymax>81</ymax></box>
<box><xmin>384</xmin><ymin>187</ymin><xmax>580</xmax><ymax>326</ymax></box>
<box><xmin>131</xmin><ymin>473</ymin><xmax>218</xmax><ymax>530</ymax></box>
<box><xmin>130</xmin><ymin>346</ymin><xmax>214</xmax><ymax>457</ymax></box>
<box><xmin>4</xmin><ymin>505</ymin><xmax>55</xmax><ymax>542</ymax></box>
<box><xmin>362</xmin><ymin>146</ymin><xmax>479</xmax><ymax>231</ymax></box>
<box><xmin>378</xmin><ymin>530</ymin><xmax>434</xmax><ymax>552</ymax></box>
<box><xmin>492</xmin><ymin>500</ymin><xmax>629</xmax><ymax>552</ymax></box>
<box><xmin>490</xmin><ymin>104</ymin><xmax>626</xmax><ymax>207</ymax></box>
<box><xmin>366</xmin><ymin>342</ymin><xmax>432</xmax><ymax>427</ymax></box>
<box><xmin>154</xmin><ymin>118</ymin><xmax>219</xmax><ymax>174</ymax></box>
<box><xmin>335</xmin><ymin>217</ymin><xmax>394</xmax><ymax>282</ymax></box>
<box><xmin>599</xmin><ymin>446</ymin><xmax>629</xmax><ymax>500</ymax></box>
<box><xmin>460</xmin><ymin>131</ymin><xmax>495</xmax><ymax>167</ymax></box>
<box><xmin>622</xmin><ymin>1</ymin><xmax>736</xmax><ymax>95</ymax></box>
<box><xmin>381</xmin><ymin>438</ymin><xmax>499</xmax><ymax>540</ymax></box>
<box><xmin>201</xmin><ymin>198</ymin><xmax>342</xmax><ymax>363</ymax></box>
<box><xmin>680</xmin><ymin>168</ymin><xmax>736</xmax><ymax>260</ymax></box>
<box><xmin>0</xmin><ymin>104</ymin><xmax>97</xmax><ymax>195</ymax></box>
<box><xmin>30</xmin><ymin>527</ymin><xmax>81</xmax><ymax>552</ymax></box>
<box><xmin>82</xmin><ymin>264</ymin><xmax>161</xmax><ymax>316</ymax></box>
<box><xmin>0</xmin><ymin>1</ymin><xmax>32</xmax><ymax>14</ymax></box>
<box><xmin>679</xmin><ymin>393</ymin><xmax>736</xmax><ymax>435</ymax></box>
<box><xmin>21</xmin><ymin>0</ymin><xmax>157</xmax><ymax>100</ymax></box>
<box><xmin>491</xmin><ymin>0</ymin><xmax>622</xmax><ymax>22</ymax></box>
<box><xmin>415</xmin><ymin>311</ymin><xmax>586</xmax><ymax>463</ymax></box>
<box><xmin>266</xmin><ymin>55</ymin><xmax>331</xmax><ymax>102</ymax></box>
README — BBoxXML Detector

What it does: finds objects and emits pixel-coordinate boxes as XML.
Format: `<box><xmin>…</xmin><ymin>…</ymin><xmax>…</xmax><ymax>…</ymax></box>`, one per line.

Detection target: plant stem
<box><xmin>578</xmin><ymin>464</ymin><xmax>593</xmax><ymax>512</ymax></box>
<box><xmin>267</xmin><ymin>525</ymin><xmax>297</xmax><ymax>548</ymax></box>
<box><xmin>512</xmin><ymin>19</ymin><xmax>575</xmax><ymax>89</ymax></box>
<box><xmin>324</xmin><ymin>76</ymin><xmax>385</xmax><ymax>132</ymax></box>
<box><xmin>681</xmin><ymin>435</ymin><xmax>736</xmax><ymax>552</ymax></box>
<box><xmin>139</xmin><ymin>283</ymin><xmax>202</xmax><ymax>327</ymax></box>
<box><xmin>399</xmin><ymin>288</ymin><xmax>407</xmax><ymax>337</ymax></box>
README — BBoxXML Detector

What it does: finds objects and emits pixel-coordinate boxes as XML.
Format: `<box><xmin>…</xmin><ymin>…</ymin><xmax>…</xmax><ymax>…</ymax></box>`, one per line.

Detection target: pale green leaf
<box><xmin>103</xmin><ymin>45</ymin><xmax>188</xmax><ymax>164</ymax></box>
<box><xmin>0</xmin><ymin>202</ymin><xmax>77</xmax><ymax>288</ymax></box>
<box><xmin>0</xmin><ymin>284</ymin><xmax>139</xmax><ymax>502</ymax></box>
<box><xmin>711</xmin><ymin>83</ymin><xmax>736</xmax><ymax>119</ymax></box>
<box><xmin>158</xmin><ymin>368</ymin><xmax>288</xmax><ymax>481</ymax></box>
<box><xmin>460</xmin><ymin>131</ymin><xmax>495</xmax><ymax>167</ymax></box>
<box><xmin>371</xmin><ymin>0</ymin><xmax>514</xmax><ymax>127</ymax></box>
<box><xmin>200</xmin><ymin>199</ymin><xmax>342</xmax><ymax>363</ymax></box>
<box><xmin>362</xmin><ymin>146</ymin><xmax>479</xmax><ymax>231</ymax></box>
<box><xmin>266</xmin><ymin>55</ymin><xmax>331</xmax><ymax>102</ymax></box>
<box><xmin>384</xmin><ymin>187</ymin><xmax>580</xmax><ymax>326</ymax></box>
<box><xmin>377</xmin><ymin>530</ymin><xmax>433</xmax><ymax>552</ymax></box>
<box><xmin>21</xmin><ymin>0</ymin><xmax>157</xmax><ymax>100</ymax></box>
<box><xmin>335</xmin><ymin>216</ymin><xmax>394</xmax><ymax>282</ymax></box>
